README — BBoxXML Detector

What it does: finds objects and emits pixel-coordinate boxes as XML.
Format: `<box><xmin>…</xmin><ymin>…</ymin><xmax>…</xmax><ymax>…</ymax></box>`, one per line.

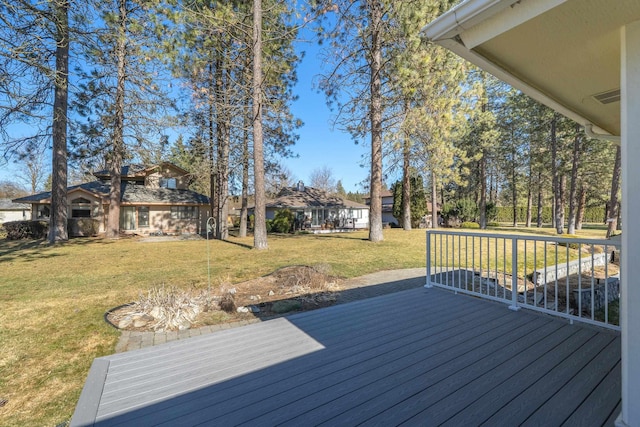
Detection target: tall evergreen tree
<box><xmin>317</xmin><ymin>0</ymin><xmax>393</xmax><ymax>242</ymax></box>
<box><xmin>72</xmin><ymin>0</ymin><xmax>175</xmax><ymax>238</ymax></box>
<box><xmin>0</xmin><ymin>0</ymin><xmax>79</xmax><ymax>243</ymax></box>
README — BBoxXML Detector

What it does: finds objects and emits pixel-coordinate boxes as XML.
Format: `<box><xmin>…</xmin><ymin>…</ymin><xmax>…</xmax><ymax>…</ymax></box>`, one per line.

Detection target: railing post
<box><xmin>425</xmin><ymin>231</ymin><xmax>432</xmax><ymax>288</ymax></box>
<box><xmin>509</xmin><ymin>236</ymin><xmax>520</xmax><ymax>311</ymax></box>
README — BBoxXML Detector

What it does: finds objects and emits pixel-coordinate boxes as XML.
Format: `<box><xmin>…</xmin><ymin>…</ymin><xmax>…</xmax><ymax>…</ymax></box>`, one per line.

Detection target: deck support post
<box><xmin>617</xmin><ymin>19</ymin><xmax>640</xmax><ymax>427</ymax></box>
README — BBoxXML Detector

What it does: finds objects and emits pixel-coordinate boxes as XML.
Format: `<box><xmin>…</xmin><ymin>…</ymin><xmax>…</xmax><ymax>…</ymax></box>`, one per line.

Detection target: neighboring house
<box><xmin>364</xmin><ymin>189</ymin><xmax>397</xmax><ymax>226</ymax></box>
<box><xmin>0</xmin><ymin>199</ymin><xmax>31</xmax><ymax>223</ymax></box>
<box><xmin>13</xmin><ymin>163</ymin><xmax>210</xmax><ymax>237</ymax></box>
<box><xmin>364</xmin><ymin>190</ymin><xmax>441</xmax><ymax>227</ymax></box>
<box><xmin>266</xmin><ymin>182</ymin><xmax>369</xmax><ymax>230</ymax></box>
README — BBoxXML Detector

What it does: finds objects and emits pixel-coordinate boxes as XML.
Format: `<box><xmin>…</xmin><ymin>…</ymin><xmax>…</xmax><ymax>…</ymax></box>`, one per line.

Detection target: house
<box><xmin>13</xmin><ymin>163</ymin><xmax>210</xmax><ymax>237</ymax></box>
<box><xmin>364</xmin><ymin>189</ymin><xmax>440</xmax><ymax>227</ymax></box>
<box><xmin>364</xmin><ymin>189</ymin><xmax>397</xmax><ymax>226</ymax></box>
<box><xmin>0</xmin><ymin>199</ymin><xmax>31</xmax><ymax>224</ymax></box>
<box><xmin>423</xmin><ymin>1</ymin><xmax>640</xmax><ymax>425</ymax></box>
<box><xmin>266</xmin><ymin>182</ymin><xmax>369</xmax><ymax>230</ymax></box>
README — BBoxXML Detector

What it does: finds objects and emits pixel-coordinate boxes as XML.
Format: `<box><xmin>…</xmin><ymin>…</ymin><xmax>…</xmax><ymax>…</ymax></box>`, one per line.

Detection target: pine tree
<box><xmin>72</xmin><ymin>0</ymin><xmax>175</xmax><ymax>238</ymax></box>
<box><xmin>0</xmin><ymin>0</ymin><xmax>77</xmax><ymax>243</ymax></box>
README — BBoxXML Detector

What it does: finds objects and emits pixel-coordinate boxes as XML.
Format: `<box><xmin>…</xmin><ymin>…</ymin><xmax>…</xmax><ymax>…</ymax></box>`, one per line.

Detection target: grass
<box><xmin>0</xmin><ymin>225</ymin><xmax>609</xmax><ymax>426</ymax></box>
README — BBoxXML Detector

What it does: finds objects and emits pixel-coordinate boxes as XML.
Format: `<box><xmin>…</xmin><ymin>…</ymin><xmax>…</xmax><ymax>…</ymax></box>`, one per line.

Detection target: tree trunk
<box><xmin>536</xmin><ymin>170</ymin><xmax>543</xmax><ymax>228</ymax></box>
<box><xmin>49</xmin><ymin>0</ymin><xmax>69</xmax><ymax>244</ymax></box>
<box><xmin>567</xmin><ymin>125</ymin><xmax>581</xmax><ymax>234</ymax></box>
<box><xmin>511</xmin><ymin>137</ymin><xmax>517</xmax><ymax>227</ymax></box>
<box><xmin>214</xmin><ymin>50</ymin><xmax>230</xmax><ymax>240</ymax></box>
<box><xmin>556</xmin><ymin>174</ymin><xmax>566</xmax><ymax>234</ymax></box>
<box><xmin>489</xmin><ymin>170</ymin><xmax>494</xmax><ymax>204</ymax></box>
<box><xmin>551</xmin><ymin>114</ymin><xmax>562</xmax><ymax>233</ymax></box>
<box><xmin>525</xmin><ymin>159</ymin><xmax>533</xmax><ymax>227</ymax></box>
<box><xmin>207</xmin><ymin>61</ymin><xmax>216</xmax><ymax>232</ymax></box>
<box><xmin>606</xmin><ymin>145</ymin><xmax>622</xmax><ymax>238</ymax></box>
<box><xmin>239</xmin><ymin>103</ymin><xmax>250</xmax><ymax>238</ymax></box>
<box><xmin>106</xmin><ymin>0</ymin><xmax>127</xmax><ymax>239</ymax></box>
<box><xmin>479</xmin><ymin>154</ymin><xmax>487</xmax><ymax>229</ymax></box>
<box><xmin>252</xmin><ymin>0</ymin><xmax>267</xmax><ymax>249</ymax></box>
<box><xmin>401</xmin><ymin>121</ymin><xmax>411</xmax><ymax>231</ymax></box>
<box><xmin>576</xmin><ymin>183</ymin><xmax>586</xmax><ymax>230</ymax></box>
<box><xmin>367</xmin><ymin>0</ymin><xmax>383</xmax><ymax>242</ymax></box>
<box><xmin>431</xmin><ymin>169</ymin><xmax>438</xmax><ymax>228</ymax></box>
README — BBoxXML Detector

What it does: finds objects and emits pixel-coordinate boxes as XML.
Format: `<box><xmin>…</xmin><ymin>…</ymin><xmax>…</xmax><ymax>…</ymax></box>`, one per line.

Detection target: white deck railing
<box><xmin>425</xmin><ymin>230</ymin><xmax>621</xmax><ymax>330</ymax></box>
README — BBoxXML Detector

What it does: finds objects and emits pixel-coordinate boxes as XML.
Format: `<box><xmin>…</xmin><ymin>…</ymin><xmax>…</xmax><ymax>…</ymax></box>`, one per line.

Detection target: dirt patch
<box><xmin>106</xmin><ymin>265</ymin><xmax>343</xmax><ymax>332</ymax></box>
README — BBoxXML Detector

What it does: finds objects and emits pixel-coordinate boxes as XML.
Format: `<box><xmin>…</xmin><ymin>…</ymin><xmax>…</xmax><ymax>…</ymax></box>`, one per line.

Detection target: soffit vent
<box><xmin>592</xmin><ymin>88</ymin><xmax>621</xmax><ymax>105</ymax></box>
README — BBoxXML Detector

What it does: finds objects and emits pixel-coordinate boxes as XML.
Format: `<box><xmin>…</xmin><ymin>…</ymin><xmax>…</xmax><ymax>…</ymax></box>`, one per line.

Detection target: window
<box><xmin>171</xmin><ymin>206</ymin><xmax>197</xmax><ymax>219</ymax></box>
<box><xmin>71</xmin><ymin>197</ymin><xmax>92</xmax><ymax>218</ymax></box>
<box><xmin>160</xmin><ymin>178</ymin><xmax>177</xmax><ymax>189</ymax></box>
<box><xmin>120</xmin><ymin>207</ymin><xmax>136</xmax><ymax>230</ymax></box>
<box><xmin>37</xmin><ymin>205</ymin><xmax>50</xmax><ymax>219</ymax></box>
<box><xmin>138</xmin><ymin>206</ymin><xmax>149</xmax><ymax>227</ymax></box>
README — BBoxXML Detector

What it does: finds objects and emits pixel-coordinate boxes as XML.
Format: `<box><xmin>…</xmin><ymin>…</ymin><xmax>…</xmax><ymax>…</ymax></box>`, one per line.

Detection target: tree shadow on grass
<box><xmin>0</xmin><ymin>237</ymin><xmax>116</xmax><ymax>264</ymax></box>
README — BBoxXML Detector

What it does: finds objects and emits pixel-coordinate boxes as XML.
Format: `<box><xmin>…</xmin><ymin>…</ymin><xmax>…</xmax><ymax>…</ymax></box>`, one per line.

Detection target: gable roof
<box><xmin>92</xmin><ymin>162</ymin><xmax>190</xmax><ymax>180</ymax></box>
<box><xmin>13</xmin><ymin>181</ymin><xmax>209</xmax><ymax>206</ymax></box>
<box><xmin>267</xmin><ymin>186</ymin><xmax>368</xmax><ymax>210</ymax></box>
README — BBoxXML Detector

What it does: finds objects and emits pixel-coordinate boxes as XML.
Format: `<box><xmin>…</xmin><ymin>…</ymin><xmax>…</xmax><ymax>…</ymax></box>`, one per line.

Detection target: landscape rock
<box><xmin>149</xmin><ymin>306</ymin><xmax>162</xmax><ymax>319</ymax></box>
<box><xmin>178</xmin><ymin>320</ymin><xmax>191</xmax><ymax>330</ymax></box>
<box><xmin>133</xmin><ymin>319</ymin><xmax>148</xmax><ymax>328</ymax></box>
<box><xmin>268</xmin><ymin>290</ymin><xmax>275</xmax><ymax>296</ymax></box>
<box><xmin>118</xmin><ymin>316</ymin><xmax>133</xmax><ymax>329</ymax></box>
<box><xmin>237</xmin><ymin>306</ymin><xmax>249</xmax><ymax>313</ymax></box>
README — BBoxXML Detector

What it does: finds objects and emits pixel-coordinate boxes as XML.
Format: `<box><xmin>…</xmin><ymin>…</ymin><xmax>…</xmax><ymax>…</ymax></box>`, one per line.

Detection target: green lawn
<box><xmin>0</xmin><ymin>226</ymin><xmax>609</xmax><ymax>426</ymax></box>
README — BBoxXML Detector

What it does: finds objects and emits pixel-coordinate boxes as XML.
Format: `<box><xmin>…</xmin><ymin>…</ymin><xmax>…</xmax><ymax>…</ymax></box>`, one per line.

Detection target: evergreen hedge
<box><xmin>493</xmin><ymin>206</ymin><xmax>605</xmax><ymax>224</ymax></box>
<box><xmin>3</xmin><ymin>220</ymin><xmax>49</xmax><ymax>239</ymax></box>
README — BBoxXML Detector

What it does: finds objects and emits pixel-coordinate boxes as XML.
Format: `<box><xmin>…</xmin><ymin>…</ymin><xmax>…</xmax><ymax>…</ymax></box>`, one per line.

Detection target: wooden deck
<box><xmin>71</xmin><ymin>286</ymin><xmax>621</xmax><ymax>426</ymax></box>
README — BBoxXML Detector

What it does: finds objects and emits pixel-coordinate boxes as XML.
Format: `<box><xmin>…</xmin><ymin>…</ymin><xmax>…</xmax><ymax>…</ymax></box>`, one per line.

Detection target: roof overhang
<box><xmin>422</xmin><ymin>0</ymin><xmax>640</xmax><ymax>139</ymax></box>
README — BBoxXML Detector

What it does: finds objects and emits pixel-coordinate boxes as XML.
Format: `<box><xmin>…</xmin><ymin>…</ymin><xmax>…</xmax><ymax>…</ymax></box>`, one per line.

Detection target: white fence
<box><xmin>425</xmin><ymin>230</ymin><xmax>621</xmax><ymax>330</ymax></box>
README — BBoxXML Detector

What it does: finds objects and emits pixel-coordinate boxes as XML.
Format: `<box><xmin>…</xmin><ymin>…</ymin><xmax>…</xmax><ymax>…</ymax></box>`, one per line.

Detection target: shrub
<box><xmin>68</xmin><ymin>218</ymin><xmax>100</xmax><ymax>237</ymax></box>
<box><xmin>270</xmin><ymin>209</ymin><xmax>295</xmax><ymax>233</ymax></box>
<box><xmin>3</xmin><ymin>220</ymin><xmax>49</xmax><ymax>240</ymax></box>
<box><xmin>460</xmin><ymin>221</ymin><xmax>480</xmax><ymax>229</ymax></box>
<box><xmin>442</xmin><ymin>198</ymin><xmax>478</xmax><ymax>224</ymax></box>
<box><xmin>486</xmin><ymin>202</ymin><xmax>497</xmax><ymax>222</ymax></box>
<box><xmin>271</xmin><ymin>299</ymin><xmax>302</xmax><ymax>313</ymax></box>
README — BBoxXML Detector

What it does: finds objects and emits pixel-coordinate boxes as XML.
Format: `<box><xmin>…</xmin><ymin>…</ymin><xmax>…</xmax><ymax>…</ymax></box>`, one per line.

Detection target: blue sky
<box><xmin>0</xmin><ymin>31</ymin><xmax>371</xmax><ymax>193</ymax></box>
<box><xmin>286</xmin><ymin>37</ymin><xmax>370</xmax><ymax>192</ymax></box>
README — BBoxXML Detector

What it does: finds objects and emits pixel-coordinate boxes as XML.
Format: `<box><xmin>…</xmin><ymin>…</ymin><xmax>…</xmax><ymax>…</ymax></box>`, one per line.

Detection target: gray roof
<box><xmin>93</xmin><ymin>163</ymin><xmax>189</xmax><ymax>180</ymax></box>
<box><xmin>13</xmin><ymin>181</ymin><xmax>209</xmax><ymax>206</ymax></box>
<box><xmin>267</xmin><ymin>186</ymin><xmax>368</xmax><ymax>210</ymax></box>
<box><xmin>0</xmin><ymin>198</ymin><xmax>31</xmax><ymax>210</ymax></box>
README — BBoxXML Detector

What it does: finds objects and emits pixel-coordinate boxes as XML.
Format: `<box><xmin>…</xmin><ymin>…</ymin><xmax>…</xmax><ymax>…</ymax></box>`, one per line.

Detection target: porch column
<box><xmin>618</xmin><ymin>19</ymin><xmax>640</xmax><ymax>427</ymax></box>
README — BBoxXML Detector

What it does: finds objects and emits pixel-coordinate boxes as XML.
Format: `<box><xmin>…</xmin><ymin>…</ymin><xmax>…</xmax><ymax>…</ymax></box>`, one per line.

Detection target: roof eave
<box><xmin>422</xmin><ymin>0</ymin><xmax>619</xmax><ymax>139</ymax></box>
<box><xmin>421</xmin><ymin>0</ymin><xmax>515</xmax><ymax>41</ymax></box>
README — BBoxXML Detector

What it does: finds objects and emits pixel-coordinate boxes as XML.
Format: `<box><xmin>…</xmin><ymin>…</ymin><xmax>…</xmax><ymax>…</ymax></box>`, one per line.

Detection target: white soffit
<box><xmin>421</xmin><ymin>0</ymin><xmax>640</xmax><ymax>137</ymax></box>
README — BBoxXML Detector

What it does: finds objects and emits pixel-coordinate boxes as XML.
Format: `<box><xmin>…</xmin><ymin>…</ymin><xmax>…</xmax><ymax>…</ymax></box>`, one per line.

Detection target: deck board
<box><xmin>71</xmin><ymin>285</ymin><xmax>621</xmax><ymax>427</ymax></box>
<box><xmin>114</xmin><ymin>301</ymin><xmax>505</xmax><ymax>426</ymax></box>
